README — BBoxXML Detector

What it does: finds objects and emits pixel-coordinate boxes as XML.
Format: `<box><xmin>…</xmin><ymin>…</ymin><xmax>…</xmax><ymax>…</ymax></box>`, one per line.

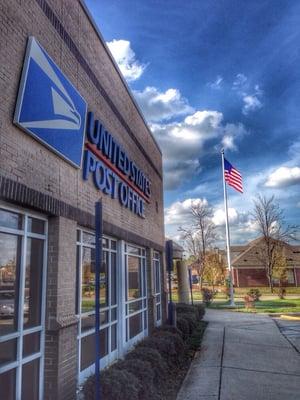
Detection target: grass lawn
<box><xmin>208</xmin><ymin>298</ymin><xmax>300</xmax><ymax>313</ymax></box>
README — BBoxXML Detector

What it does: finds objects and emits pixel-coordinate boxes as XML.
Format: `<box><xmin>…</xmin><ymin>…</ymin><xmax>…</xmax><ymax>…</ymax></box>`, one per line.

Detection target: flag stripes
<box><xmin>224</xmin><ymin>158</ymin><xmax>243</xmax><ymax>193</ymax></box>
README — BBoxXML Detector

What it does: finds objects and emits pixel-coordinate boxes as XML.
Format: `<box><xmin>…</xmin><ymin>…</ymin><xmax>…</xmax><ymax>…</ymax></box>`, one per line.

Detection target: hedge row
<box><xmin>83</xmin><ymin>303</ymin><xmax>205</xmax><ymax>400</ymax></box>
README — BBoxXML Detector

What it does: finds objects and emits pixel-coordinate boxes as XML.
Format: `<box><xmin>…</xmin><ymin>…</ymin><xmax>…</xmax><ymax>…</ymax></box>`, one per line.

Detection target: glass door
<box><xmin>124</xmin><ymin>244</ymin><xmax>147</xmax><ymax>348</ymax></box>
<box><xmin>153</xmin><ymin>252</ymin><xmax>162</xmax><ymax>326</ymax></box>
<box><xmin>0</xmin><ymin>206</ymin><xmax>47</xmax><ymax>400</ymax></box>
<box><xmin>76</xmin><ymin>230</ymin><xmax>118</xmax><ymax>383</ymax></box>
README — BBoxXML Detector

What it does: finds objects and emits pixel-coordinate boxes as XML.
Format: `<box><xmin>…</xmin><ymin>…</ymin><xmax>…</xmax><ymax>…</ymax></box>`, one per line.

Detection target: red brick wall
<box><xmin>236</xmin><ymin>269</ymin><xmax>269</xmax><ymax>287</ymax></box>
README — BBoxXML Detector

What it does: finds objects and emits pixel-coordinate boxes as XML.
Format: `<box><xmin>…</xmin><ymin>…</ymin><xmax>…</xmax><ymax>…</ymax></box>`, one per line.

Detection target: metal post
<box><xmin>95</xmin><ymin>200</ymin><xmax>103</xmax><ymax>400</ymax></box>
<box><xmin>221</xmin><ymin>150</ymin><xmax>235</xmax><ymax>307</ymax></box>
<box><xmin>188</xmin><ymin>268</ymin><xmax>194</xmax><ymax>305</ymax></box>
<box><xmin>166</xmin><ymin>240</ymin><xmax>174</xmax><ymax>325</ymax></box>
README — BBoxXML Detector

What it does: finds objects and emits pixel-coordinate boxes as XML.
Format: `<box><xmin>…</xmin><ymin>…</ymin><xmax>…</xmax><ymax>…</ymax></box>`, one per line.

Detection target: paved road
<box><xmin>274</xmin><ymin>317</ymin><xmax>300</xmax><ymax>353</ymax></box>
<box><xmin>177</xmin><ymin>309</ymin><xmax>300</xmax><ymax>400</ymax></box>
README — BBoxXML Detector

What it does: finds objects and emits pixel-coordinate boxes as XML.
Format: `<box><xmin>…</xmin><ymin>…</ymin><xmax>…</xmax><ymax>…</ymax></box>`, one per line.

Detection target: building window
<box><xmin>76</xmin><ymin>230</ymin><xmax>118</xmax><ymax>382</ymax></box>
<box><xmin>0</xmin><ymin>206</ymin><xmax>47</xmax><ymax>400</ymax></box>
<box><xmin>153</xmin><ymin>252</ymin><xmax>162</xmax><ymax>326</ymax></box>
<box><xmin>124</xmin><ymin>244</ymin><xmax>147</xmax><ymax>343</ymax></box>
<box><xmin>287</xmin><ymin>269</ymin><xmax>295</xmax><ymax>284</ymax></box>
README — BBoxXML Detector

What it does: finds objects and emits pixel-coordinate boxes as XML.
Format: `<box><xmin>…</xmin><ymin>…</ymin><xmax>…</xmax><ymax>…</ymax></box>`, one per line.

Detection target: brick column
<box><xmin>44</xmin><ymin>216</ymin><xmax>78</xmax><ymax>400</ymax></box>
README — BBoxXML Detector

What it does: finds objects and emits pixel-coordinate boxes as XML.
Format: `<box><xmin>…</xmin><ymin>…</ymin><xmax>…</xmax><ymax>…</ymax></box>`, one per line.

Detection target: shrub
<box><xmin>153</xmin><ymin>324</ymin><xmax>183</xmax><ymax>338</ymax></box>
<box><xmin>278</xmin><ymin>287</ymin><xmax>286</xmax><ymax>299</ymax></box>
<box><xmin>194</xmin><ymin>303</ymin><xmax>205</xmax><ymax>320</ymax></box>
<box><xmin>186</xmin><ymin>321</ymin><xmax>208</xmax><ymax>351</ymax></box>
<box><xmin>176</xmin><ymin>316</ymin><xmax>190</xmax><ymax>338</ymax></box>
<box><xmin>244</xmin><ymin>295</ymin><xmax>255</xmax><ymax>308</ymax></box>
<box><xmin>113</xmin><ymin>358</ymin><xmax>159</xmax><ymax>400</ymax></box>
<box><xmin>152</xmin><ymin>330</ymin><xmax>185</xmax><ymax>358</ymax></box>
<box><xmin>126</xmin><ymin>347</ymin><xmax>167</xmax><ymax>385</ymax></box>
<box><xmin>176</xmin><ymin>303</ymin><xmax>197</xmax><ymax>316</ymax></box>
<box><xmin>201</xmin><ymin>288</ymin><xmax>215</xmax><ymax>306</ymax></box>
<box><xmin>137</xmin><ymin>335</ymin><xmax>179</xmax><ymax>368</ymax></box>
<box><xmin>83</xmin><ymin>368</ymin><xmax>141</xmax><ymax>400</ymax></box>
<box><xmin>247</xmin><ymin>288</ymin><xmax>261</xmax><ymax>301</ymax></box>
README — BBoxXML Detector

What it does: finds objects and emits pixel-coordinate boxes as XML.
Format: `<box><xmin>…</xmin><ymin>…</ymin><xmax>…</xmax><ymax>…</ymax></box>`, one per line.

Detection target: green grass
<box><xmin>208</xmin><ymin>298</ymin><xmax>300</xmax><ymax>313</ymax></box>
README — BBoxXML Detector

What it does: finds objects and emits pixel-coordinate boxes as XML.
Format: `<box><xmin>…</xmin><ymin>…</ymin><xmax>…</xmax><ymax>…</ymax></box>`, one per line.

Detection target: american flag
<box><xmin>224</xmin><ymin>158</ymin><xmax>243</xmax><ymax>193</ymax></box>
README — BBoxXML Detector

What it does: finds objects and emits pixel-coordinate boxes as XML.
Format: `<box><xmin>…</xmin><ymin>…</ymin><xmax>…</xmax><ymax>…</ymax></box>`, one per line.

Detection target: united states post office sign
<box><xmin>14</xmin><ymin>37</ymin><xmax>87</xmax><ymax>168</ymax></box>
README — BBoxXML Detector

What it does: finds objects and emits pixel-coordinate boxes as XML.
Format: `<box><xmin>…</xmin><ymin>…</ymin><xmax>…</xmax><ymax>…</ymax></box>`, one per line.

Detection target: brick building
<box><xmin>231</xmin><ymin>238</ymin><xmax>300</xmax><ymax>287</ymax></box>
<box><xmin>0</xmin><ymin>1</ymin><xmax>165</xmax><ymax>399</ymax></box>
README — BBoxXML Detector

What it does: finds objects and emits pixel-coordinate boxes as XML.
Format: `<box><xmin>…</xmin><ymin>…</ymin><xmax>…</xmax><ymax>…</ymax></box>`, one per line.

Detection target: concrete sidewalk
<box><xmin>177</xmin><ymin>309</ymin><xmax>300</xmax><ymax>400</ymax></box>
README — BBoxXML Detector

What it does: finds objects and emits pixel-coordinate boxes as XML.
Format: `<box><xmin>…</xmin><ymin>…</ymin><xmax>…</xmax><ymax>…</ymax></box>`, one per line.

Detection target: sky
<box><xmin>85</xmin><ymin>0</ymin><xmax>300</xmax><ymax>246</ymax></box>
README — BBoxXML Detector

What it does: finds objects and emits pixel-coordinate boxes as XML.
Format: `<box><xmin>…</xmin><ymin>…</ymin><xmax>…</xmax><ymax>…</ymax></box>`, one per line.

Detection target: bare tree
<box><xmin>179</xmin><ymin>201</ymin><xmax>216</xmax><ymax>287</ymax></box>
<box><xmin>252</xmin><ymin>195</ymin><xmax>298</xmax><ymax>292</ymax></box>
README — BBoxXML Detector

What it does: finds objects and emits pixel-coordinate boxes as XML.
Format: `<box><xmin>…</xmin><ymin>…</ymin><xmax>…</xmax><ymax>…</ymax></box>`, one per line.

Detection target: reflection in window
<box><xmin>24</xmin><ymin>238</ymin><xmax>43</xmax><ymax>328</ymax></box>
<box><xmin>0</xmin><ymin>233</ymin><xmax>21</xmax><ymax>336</ymax></box>
<box><xmin>0</xmin><ymin>339</ymin><xmax>16</xmax><ymax>367</ymax></box>
<box><xmin>0</xmin><ymin>209</ymin><xmax>22</xmax><ymax>230</ymax></box>
<box><xmin>80</xmin><ymin>329</ymin><xmax>109</xmax><ymax>371</ymax></box>
<box><xmin>81</xmin><ymin>247</ymin><xmax>95</xmax><ymax>313</ymax></box>
<box><xmin>127</xmin><ymin>256</ymin><xmax>141</xmax><ymax>300</ymax></box>
<box><xmin>0</xmin><ymin>368</ymin><xmax>15</xmax><ymax>400</ymax></box>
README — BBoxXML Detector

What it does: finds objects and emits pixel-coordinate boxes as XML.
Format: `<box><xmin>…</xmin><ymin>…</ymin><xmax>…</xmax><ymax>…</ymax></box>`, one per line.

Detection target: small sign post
<box><xmin>188</xmin><ymin>268</ymin><xmax>194</xmax><ymax>306</ymax></box>
<box><xmin>95</xmin><ymin>200</ymin><xmax>103</xmax><ymax>400</ymax></box>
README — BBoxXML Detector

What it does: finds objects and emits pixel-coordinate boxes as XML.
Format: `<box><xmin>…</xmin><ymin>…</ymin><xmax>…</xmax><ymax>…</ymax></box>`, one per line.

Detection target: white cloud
<box><xmin>207</xmin><ymin>75</ymin><xmax>223</xmax><ymax>90</ymax></box>
<box><xmin>265</xmin><ymin>166</ymin><xmax>300</xmax><ymax>188</ymax></box>
<box><xmin>232</xmin><ymin>73</ymin><xmax>248</xmax><ymax>92</ymax></box>
<box><xmin>232</xmin><ymin>74</ymin><xmax>263</xmax><ymax>115</ymax></box>
<box><xmin>164</xmin><ymin>198</ymin><xmax>207</xmax><ymax>226</ymax></box>
<box><xmin>151</xmin><ymin>110</ymin><xmax>246</xmax><ymax>190</ymax></box>
<box><xmin>133</xmin><ymin>87</ymin><xmax>194</xmax><ymax>122</ymax></box>
<box><xmin>212</xmin><ymin>208</ymin><xmax>239</xmax><ymax>226</ymax></box>
<box><xmin>222</xmin><ymin>135</ymin><xmax>237</xmax><ymax>151</ymax></box>
<box><xmin>107</xmin><ymin>39</ymin><xmax>146</xmax><ymax>81</ymax></box>
<box><xmin>242</xmin><ymin>94</ymin><xmax>262</xmax><ymax>115</ymax></box>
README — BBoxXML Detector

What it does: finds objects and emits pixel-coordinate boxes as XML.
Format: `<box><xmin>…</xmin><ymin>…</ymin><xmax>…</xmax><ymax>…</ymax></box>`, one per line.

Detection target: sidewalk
<box><xmin>177</xmin><ymin>309</ymin><xmax>300</xmax><ymax>400</ymax></box>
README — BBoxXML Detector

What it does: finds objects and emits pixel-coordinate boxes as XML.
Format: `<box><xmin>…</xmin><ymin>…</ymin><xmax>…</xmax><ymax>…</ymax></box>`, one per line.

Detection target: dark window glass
<box><xmin>23</xmin><ymin>332</ymin><xmax>40</xmax><ymax>357</ymax></box>
<box><xmin>0</xmin><ymin>209</ymin><xmax>22</xmax><ymax>230</ymax></box>
<box><xmin>0</xmin><ymin>233</ymin><xmax>21</xmax><ymax>335</ymax></box>
<box><xmin>129</xmin><ymin>313</ymin><xmax>142</xmax><ymax>339</ymax></box>
<box><xmin>77</xmin><ymin>230</ymin><xmax>81</xmax><ymax>242</ymax></box>
<box><xmin>81</xmin><ymin>247</ymin><xmax>95</xmax><ymax>313</ymax></box>
<box><xmin>80</xmin><ymin>330</ymin><xmax>108</xmax><ymax>371</ymax></box>
<box><xmin>111</xmin><ymin>253</ymin><xmax>117</xmax><ymax>305</ymax></box>
<box><xmin>27</xmin><ymin>218</ymin><xmax>44</xmax><ymax>235</ymax></box>
<box><xmin>127</xmin><ymin>256</ymin><xmax>142</xmax><ymax>300</ymax></box>
<box><xmin>24</xmin><ymin>238</ymin><xmax>43</xmax><ymax>329</ymax></box>
<box><xmin>102</xmin><ymin>238</ymin><xmax>109</xmax><ymax>249</ymax></box>
<box><xmin>127</xmin><ymin>245</ymin><xmax>140</xmax><ymax>256</ymax></box>
<box><xmin>81</xmin><ymin>311</ymin><xmax>108</xmax><ymax>333</ymax></box>
<box><xmin>111</xmin><ymin>240</ymin><xmax>117</xmax><ymax>251</ymax></box>
<box><xmin>0</xmin><ymin>368</ymin><xmax>16</xmax><ymax>400</ymax></box>
<box><xmin>111</xmin><ymin>307</ymin><xmax>117</xmax><ymax>322</ymax></box>
<box><xmin>21</xmin><ymin>359</ymin><xmax>39</xmax><ymax>400</ymax></box>
<box><xmin>156</xmin><ymin>304</ymin><xmax>161</xmax><ymax>322</ymax></box>
<box><xmin>82</xmin><ymin>232</ymin><xmax>95</xmax><ymax>246</ymax></box>
<box><xmin>144</xmin><ymin>311</ymin><xmax>148</xmax><ymax>329</ymax></box>
<box><xmin>111</xmin><ymin>324</ymin><xmax>117</xmax><ymax>351</ymax></box>
<box><xmin>128</xmin><ymin>300</ymin><xmax>143</xmax><ymax>314</ymax></box>
<box><xmin>0</xmin><ymin>339</ymin><xmax>17</xmax><ymax>367</ymax></box>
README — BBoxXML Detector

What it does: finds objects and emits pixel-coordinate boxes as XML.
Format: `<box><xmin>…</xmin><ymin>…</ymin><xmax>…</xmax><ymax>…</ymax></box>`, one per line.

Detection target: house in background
<box><xmin>231</xmin><ymin>238</ymin><xmax>300</xmax><ymax>287</ymax></box>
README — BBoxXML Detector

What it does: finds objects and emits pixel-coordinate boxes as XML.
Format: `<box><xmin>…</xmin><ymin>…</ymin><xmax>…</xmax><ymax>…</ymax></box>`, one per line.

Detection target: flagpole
<box><xmin>221</xmin><ymin>150</ymin><xmax>235</xmax><ymax>306</ymax></box>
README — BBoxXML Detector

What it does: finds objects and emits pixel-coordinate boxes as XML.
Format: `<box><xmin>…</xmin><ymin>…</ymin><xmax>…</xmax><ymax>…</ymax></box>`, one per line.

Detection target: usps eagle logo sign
<box><xmin>14</xmin><ymin>37</ymin><xmax>87</xmax><ymax>168</ymax></box>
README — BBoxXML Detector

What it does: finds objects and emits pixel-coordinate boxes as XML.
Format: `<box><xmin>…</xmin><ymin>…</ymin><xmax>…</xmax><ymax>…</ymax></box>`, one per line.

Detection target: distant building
<box><xmin>230</xmin><ymin>238</ymin><xmax>300</xmax><ymax>287</ymax></box>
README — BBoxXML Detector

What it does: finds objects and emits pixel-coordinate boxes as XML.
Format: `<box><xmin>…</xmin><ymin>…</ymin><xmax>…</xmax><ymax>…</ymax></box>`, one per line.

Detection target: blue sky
<box><xmin>86</xmin><ymin>0</ymin><xmax>300</xmax><ymax>244</ymax></box>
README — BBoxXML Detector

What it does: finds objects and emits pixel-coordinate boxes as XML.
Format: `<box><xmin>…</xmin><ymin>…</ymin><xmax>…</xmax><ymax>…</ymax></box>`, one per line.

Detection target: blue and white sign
<box><xmin>14</xmin><ymin>37</ymin><xmax>87</xmax><ymax>168</ymax></box>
